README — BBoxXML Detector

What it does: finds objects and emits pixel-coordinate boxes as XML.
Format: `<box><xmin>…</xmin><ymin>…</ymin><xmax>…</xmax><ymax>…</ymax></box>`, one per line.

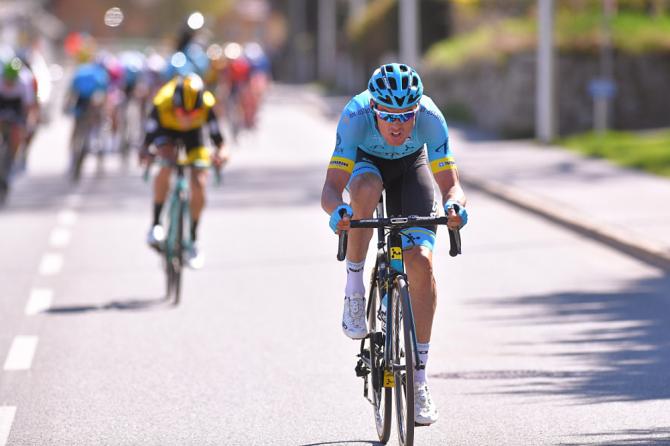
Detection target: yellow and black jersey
<box><xmin>143</xmin><ymin>78</ymin><xmax>224</xmax><ymax>148</ymax></box>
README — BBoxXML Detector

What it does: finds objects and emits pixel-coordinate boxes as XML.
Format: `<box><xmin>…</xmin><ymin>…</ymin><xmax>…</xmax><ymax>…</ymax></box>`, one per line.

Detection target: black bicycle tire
<box><xmin>392</xmin><ymin>276</ymin><xmax>415</xmax><ymax>446</ymax></box>
<box><xmin>172</xmin><ymin>197</ymin><xmax>185</xmax><ymax>305</ymax></box>
<box><xmin>368</xmin><ymin>280</ymin><xmax>392</xmax><ymax>443</ymax></box>
<box><xmin>71</xmin><ymin>124</ymin><xmax>89</xmax><ymax>182</ymax></box>
<box><xmin>164</xmin><ymin>196</ymin><xmax>179</xmax><ymax>302</ymax></box>
<box><xmin>0</xmin><ymin>137</ymin><xmax>11</xmax><ymax>202</ymax></box>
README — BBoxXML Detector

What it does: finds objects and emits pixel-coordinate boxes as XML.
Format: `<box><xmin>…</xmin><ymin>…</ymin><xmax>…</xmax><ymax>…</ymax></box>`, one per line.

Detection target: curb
<box><xmin>463</xmin><ymin>175</ymin><xmax>670</xmax><ymax>272</ymax></box>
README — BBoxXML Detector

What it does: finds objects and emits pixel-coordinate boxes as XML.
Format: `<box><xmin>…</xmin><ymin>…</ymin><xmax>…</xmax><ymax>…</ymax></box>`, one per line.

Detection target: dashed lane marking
<box><xmin>25</xmin><ymin>289</ymin><xmax>53</xmax><ymax>315</ymax></box>
<box><xmin>38</xmin><ymin>254</ymin><xmax>63</xmax><ymax>276</ymax></box>
<box><xmin>48</xmin><ymin>227</ymin><xmax>71</xmax><ymax>248</ymax></box>
<box><xmin>0</xmin><ymin>406</ymin><xmax>16</xmax><ymax>446</ymax></box>
<box><xmin>3</xmin><ymin>336</ymin><xmax>38</xmax><ymax>371</ymax></box>
<box><xmin>57</xmin><ymin>209</ymin><xmax>78</xmax><ymax>226</ymax></box>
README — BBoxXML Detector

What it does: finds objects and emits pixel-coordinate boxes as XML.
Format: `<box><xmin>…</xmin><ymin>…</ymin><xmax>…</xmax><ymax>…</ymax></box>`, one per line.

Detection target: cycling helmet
<box><xmin>173</xmin><ymin>73</ymin><xmax>204</xmax><ymax>112</ymax></box>
<box><xmin>367</xmin><ymin>63</ymin><xmax>423</xmax><ymax>110</ymax></box>
<box><xmin>3</xmin><ymin>57</ymin><xmax>22</xmax><ymax>81</ymax></box>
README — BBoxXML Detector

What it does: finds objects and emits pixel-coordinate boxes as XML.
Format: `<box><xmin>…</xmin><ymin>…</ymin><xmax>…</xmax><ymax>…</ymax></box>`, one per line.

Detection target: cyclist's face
<box><xmin>372</xmin><ymin>101</ymin><xmax>416</xmax><ymax>146</ymax></box>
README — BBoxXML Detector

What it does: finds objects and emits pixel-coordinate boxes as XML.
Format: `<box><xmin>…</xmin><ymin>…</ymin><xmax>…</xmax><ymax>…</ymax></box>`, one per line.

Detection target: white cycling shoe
<box><xmin>414</xmin><ymin>382</ymin><xmax>439</xmax><ymax>425</ymax></box>
<box><xmin>342</xmin><ymin>293</ymin><xmax>368</xmax><ymax>339</ymax></box>
<box><xmin>186</xmin><ymin>242</ymin><xmax>205</xmax><ymax>270</ymax></box>
<box><xmin>146</xmin><ymin>225</ymin><xmax>165</xmax><ymax>251</ymax></box>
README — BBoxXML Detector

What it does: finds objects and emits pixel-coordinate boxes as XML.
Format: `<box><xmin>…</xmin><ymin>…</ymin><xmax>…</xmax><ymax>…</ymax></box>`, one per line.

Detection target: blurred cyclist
<box><xmin>0</xmin><ymin>57</ymin><xmax>37</xmax><ymax>200</ymax></box>
<box><xmin>64</xmin><ymin>55</ymin><xmax>110</xmax><ymax>170</ymax></box>
<box><xmin>140</xmin><ymin>73</ymin><xmax>228</xmax><ymax>269</ymax></box>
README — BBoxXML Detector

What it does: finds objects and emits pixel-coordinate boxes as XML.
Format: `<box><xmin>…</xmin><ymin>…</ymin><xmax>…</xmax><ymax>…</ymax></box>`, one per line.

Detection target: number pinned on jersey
<box><xmin>384</xmin><ymin>371</ymin><xmax>395</xmax><ymax>387</ymax></box>
<box><xmin>391</xmin><ymin>247</ymin><xmax>402</xmax><ymax>260</ymax></box>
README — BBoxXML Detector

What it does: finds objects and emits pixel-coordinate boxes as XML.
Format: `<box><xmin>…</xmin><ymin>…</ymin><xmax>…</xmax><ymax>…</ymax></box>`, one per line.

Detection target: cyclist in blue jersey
<box><xmin>64</xmin><ymin>60</ymin><xmax>110</xmax><ymax>165</ymax></box>
<box><xmin>321</xmin><ymin>63</ymin><xmax>468</xmax><ymax>426</ymax></box>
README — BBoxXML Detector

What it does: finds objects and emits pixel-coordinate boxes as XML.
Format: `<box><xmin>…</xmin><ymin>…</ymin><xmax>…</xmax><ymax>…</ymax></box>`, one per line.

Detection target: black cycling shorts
<box><xmin>350</xmin><ymin>148</ymin><xmax>438</xmax><ymax>249</ymax></box>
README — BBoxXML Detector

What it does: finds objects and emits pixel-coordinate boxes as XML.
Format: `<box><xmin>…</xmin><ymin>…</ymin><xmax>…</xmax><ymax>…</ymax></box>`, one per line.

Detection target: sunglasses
<box><xmin>373</xmin><ymin>105</ymin><xmax>419</xmax><ymax>123</ymax></box>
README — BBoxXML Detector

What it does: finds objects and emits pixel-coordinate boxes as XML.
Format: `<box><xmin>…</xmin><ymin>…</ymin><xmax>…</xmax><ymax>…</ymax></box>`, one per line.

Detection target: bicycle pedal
<box><xmin>355</xmin><ymin>359</ymin><xmax>369</xmax><ymax>378</ymax></box>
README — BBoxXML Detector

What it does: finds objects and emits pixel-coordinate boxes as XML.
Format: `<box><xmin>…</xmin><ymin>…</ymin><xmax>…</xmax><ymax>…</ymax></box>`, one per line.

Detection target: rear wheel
<box><xmin>368</xmin><ymin>280</ymin><xmax>392</xmax><ymax>443</ymax></box>
<box><xmin>392</xmin><ymin>276</ymin><xmax>415</xmax><ymax>446</ymax></box>
<box><xmin>0</xmin><ymin>136</ymin><xmax>12</xmax><ymax>204</ymax></box>
<box><xmin>71</xmin><ymin>120</ymin><xmax>89</xmax><ymax>182</ymax></box>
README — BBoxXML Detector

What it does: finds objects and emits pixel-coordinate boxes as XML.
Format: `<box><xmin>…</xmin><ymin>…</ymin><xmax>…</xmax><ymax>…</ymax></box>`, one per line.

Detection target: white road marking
<box><xmin>48</xmin><ymin>227</ymin><xmax>71</xmax><ymax>248</ymax></box>
<box><xmin>57</xmin><ymin>209</ymin><xmax>78</xmax><ymax>226</ymax></box>
<box><xmin>3</xmin><ymin>336</ymin><xmax>38</xmax><ymax>371</ymax></box>
<box><xmin>0</xmin><ymin>406</ymin><xmax>16</xmax><ymax>446</ymax></box>
<box><xmin>38</xmin><ymin>254</ymin><xmax>63</xmax><ymax>276</ymax></box>
<box><xmin>25</xmin><ymin>289</ymin><xmax>53</xmax><ymax>315</ymax></box>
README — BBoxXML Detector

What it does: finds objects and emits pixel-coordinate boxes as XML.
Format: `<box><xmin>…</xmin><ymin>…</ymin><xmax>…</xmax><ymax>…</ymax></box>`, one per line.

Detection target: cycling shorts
<box><xmin>350</xmin><ymin>148</ymin><xmax>438</xmax><ymax>251</ymax></box>
<box><xmin>154</xmin><ymin>127</ymin><xmax>211</xmax><ymax>168</ymax></box>
<box><xmin>0</xmin><ymin>97</ymin><xmax>26</xmax><ymax>125</ymax></box>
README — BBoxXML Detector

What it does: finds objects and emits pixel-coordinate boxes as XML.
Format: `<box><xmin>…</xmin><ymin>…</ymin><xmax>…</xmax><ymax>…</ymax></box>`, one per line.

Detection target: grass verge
<box><xmin>560</xmin><ymin>130</ymin><xmax>670</xmax><ymax>177</ymax></box>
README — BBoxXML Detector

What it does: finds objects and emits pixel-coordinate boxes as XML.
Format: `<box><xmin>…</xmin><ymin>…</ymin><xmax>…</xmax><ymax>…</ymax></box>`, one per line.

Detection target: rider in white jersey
<box><xmin>321</xmin><ymin>63</ymin><xmax>468</xmax><ymax>426</ymax></box>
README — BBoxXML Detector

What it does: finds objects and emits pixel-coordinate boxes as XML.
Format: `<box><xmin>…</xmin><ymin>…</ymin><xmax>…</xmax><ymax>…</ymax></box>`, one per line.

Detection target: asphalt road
<box><xmin>1</xmin><ymin>84</ymin><xmax>669</xmax><ymax>445</ymax></box>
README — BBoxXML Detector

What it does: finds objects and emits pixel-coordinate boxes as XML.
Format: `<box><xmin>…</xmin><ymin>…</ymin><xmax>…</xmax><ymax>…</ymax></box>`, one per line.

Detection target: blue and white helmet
<box><xmin>367</xmin><ymin>63</ymin><xmax>423</xmax><ymax>109</ymax></box>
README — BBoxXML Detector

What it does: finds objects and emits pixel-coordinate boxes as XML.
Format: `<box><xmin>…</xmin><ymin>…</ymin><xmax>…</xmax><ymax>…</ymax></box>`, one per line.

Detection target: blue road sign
<box><xmin>588</xmin><ymin>78</ymin><xmax>617</xmax><ymax>99</ymax></box>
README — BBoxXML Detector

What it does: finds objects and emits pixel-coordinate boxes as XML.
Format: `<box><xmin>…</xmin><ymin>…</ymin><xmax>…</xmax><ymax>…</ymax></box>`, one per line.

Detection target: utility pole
<box><xmin>594</xmin><ymin>0</ymin><xmax>616</xmax><ymax>133</ymax></box>
<box><xmin>289</xmin><ymin>0</ymin><xmax>309</xmax><ymax>82</ymax></box>
<box><xmin>399</xmin><ymin>0</ymin><xmax>419</xmax><ymax>67</ymax></box>
<box><xmin>317</xmin><ymin>0</ymin><xmax>337</xmax><ymax>84</ymax></box>
<box><xmin>536</xmin><ymin>0</ymin><xmax>555</xmax><ymax>143</ymax></box>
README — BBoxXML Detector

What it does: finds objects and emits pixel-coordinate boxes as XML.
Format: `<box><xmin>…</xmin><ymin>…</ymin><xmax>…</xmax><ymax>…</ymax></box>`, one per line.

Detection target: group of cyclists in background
<box><xmin>0</xmin><ymin>26</ymin><xmax>272</xmax><ymax>205</ymax></box>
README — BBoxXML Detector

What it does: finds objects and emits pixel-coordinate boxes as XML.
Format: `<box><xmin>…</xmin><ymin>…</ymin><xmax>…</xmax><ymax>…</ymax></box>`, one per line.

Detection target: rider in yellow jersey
<box><xmin>140</xmin><ymin>73</ymin><xmax>229</xmax><ymax>269</ymax></box>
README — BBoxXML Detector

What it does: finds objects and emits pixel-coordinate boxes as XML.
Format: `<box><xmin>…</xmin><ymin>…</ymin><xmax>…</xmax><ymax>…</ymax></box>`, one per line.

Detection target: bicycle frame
<box><xmin>367</xmin><ymin>201</ymin><xmax>423</xmax><ymax>383</ymax></box>
<box><xmin>165</xmin><ymin>163</ymin><xmax>191</xmax><ymax>261</ymax></box>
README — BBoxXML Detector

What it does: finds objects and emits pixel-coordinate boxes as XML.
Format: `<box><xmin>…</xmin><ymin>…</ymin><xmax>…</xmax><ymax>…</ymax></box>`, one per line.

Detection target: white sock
<box><xmin>345</xmin><ymin>259</ymin><xmax>365</xmax><ymax>297</ymax></box>
<box><xmin>415</xmin><ymin>342</ymin><xmax>430</xmax><ymax>385</ymax></box>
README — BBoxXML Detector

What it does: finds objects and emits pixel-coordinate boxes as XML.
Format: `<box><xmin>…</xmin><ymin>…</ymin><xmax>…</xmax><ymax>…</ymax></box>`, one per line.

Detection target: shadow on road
<box><xmin>45</xmin><ymin>296</ymin><xmax>172</xmax><ymax>314</ymax></box>
<box><xmin>297</xmin><ymin>441</ymin><xmax>384</xmax><ymax>446</ymax></box>
<box><xmin>438</xmin><ymin>273</ymin><xmax>670</xmax><ymax>404</ymax></box>
<box><xmin>209</xmin><ymin>163</ymin><xmax>324</xmax><ymax>210</ymax></box>
<box><xmin>560</xmin><ymin>427</ymin><xmax>670</xmax><ymax>445</ymax></box>
<box><xmin>1</xmin><ymin>162</ymin><xmax>325</xmax><ymax>214</ymax></box>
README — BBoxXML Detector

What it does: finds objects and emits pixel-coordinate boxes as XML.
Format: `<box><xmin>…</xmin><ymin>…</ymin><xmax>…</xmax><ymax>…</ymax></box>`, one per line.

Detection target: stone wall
<box><xmin>423</xmin><ymin>51</ymin><xmax>670</xmax><ymax>137</ymax></box>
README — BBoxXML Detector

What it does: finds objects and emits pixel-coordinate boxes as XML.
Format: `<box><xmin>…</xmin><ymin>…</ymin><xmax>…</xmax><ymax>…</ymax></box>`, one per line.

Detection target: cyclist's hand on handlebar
<box><xmin>139</xmin><ymin>149</ymin><xmax>153</xmax><ymax>167</ymax></box>
<box><xmin>329</xmin><ymin>203</ymin><xmax>353</xmax><ymax>234</ymax></box>
<box><xmin>445</xmin><ymin>200</ymin><xmax>468</xmax><ymax>230</ymax></box>
<box><xmin>212</xmin><ymin>146</ymin><xmax>230</xmax><ymax>169</ymax></box>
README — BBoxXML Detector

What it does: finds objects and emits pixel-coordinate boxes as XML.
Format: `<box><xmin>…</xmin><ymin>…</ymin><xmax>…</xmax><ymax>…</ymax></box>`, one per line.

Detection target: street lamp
<box><xmin>104</xmin><ymin>7</ymin><xmax>124</xmax><ymax>28</ymax></box>
<box><xmin>187</xmin><ymin>12</ymin><xmax>205</xmax><ymax>31</ymax></box>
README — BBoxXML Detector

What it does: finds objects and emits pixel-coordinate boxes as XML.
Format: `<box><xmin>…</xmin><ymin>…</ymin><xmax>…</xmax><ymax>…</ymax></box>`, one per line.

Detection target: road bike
<box><xmin>144</xmin><ymin>151</ymin><xmax>220</xmax><ymax>305</ymax></box>
<box><xmin>337</xmin><ymin>195</ymin><xmax>461</xmax><ymax>446</ymax></box>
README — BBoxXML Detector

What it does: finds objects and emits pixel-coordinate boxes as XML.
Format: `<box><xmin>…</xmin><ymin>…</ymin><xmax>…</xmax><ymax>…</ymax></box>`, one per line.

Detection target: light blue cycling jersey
<box><xmin>328</xmin><ymin>90</ymin><xmax>457</xmax><ymax>175</ymax></box>
<box><xmin>71</xmin><ymin>63</ymin><xmax>109</xmax><ymax>100</ymax></box>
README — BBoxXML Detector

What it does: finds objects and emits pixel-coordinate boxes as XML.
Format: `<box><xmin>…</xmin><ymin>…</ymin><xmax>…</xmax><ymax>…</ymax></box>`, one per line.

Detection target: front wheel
<box><xmin>392</xmin><ymin>276</ymin><xmax>415</xmax><ymax>446</ymax></box>
<box><xmin>165</xmin><ymin>197</ymin><xmax>185</xmax><ymax>305</ymax></box>
<box><xmin>368</xmin><ymin>281</ymin><xmax>392</xmax><ymax>443</ymax></box>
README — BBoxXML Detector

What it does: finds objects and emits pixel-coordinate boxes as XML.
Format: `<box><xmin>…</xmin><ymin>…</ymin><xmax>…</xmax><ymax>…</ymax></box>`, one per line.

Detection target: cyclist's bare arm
<box><xmin>434</xmin><ymin>169</ymin><xmax>467</xmax><ymax>229</ymax></box>
<box><xmin>321</xmin><ymin>168</ymin><xmax>350</xmax><ymax>214</ymax></box>
<box><xmin>139</xmin><ymin>107</ymin><xmax>160</xmax><ymax>164</ymax></box>
<box><xmin>321</xmin><ymin>168</ymin><xmax>353</xmax><ymax>232</ymax></box>
<box><xmin>206</xmin><ymin>108</ymin><xmax>228</xmax><ymax>168</ymax></box>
